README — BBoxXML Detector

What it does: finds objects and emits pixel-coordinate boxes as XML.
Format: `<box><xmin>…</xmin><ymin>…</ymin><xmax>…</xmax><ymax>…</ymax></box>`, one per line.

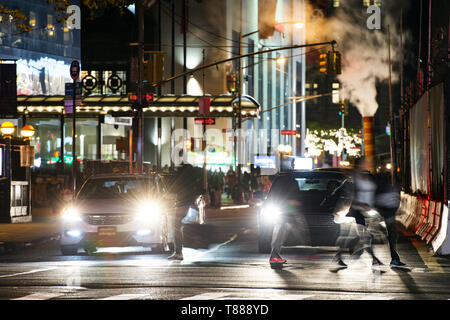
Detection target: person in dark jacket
<box><xmin>267</xmin><ymin>174</ymin><xmax>310</xmax><ymax>266</ymax></box>
<box><xmin>375</xmin><ymin>171</ymin><xmax>407</xmax><ymax>268</ymax></box>
<box><xmin>167</xmin><ymin>163</ymin><xmax>203</xmax><ymax>260</ymax></box>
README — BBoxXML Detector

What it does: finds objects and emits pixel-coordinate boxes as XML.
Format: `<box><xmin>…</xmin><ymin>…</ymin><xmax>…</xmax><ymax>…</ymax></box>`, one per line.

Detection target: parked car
<box><xmin>59</xmin><ymin>173</ymin><xmax>175</xmax><ymax>255</ymax></box>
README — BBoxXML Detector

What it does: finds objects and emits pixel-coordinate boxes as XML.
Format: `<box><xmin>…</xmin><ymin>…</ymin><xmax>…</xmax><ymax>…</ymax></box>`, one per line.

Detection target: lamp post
<box><xmin>1</xmin><ymin>122</ymin><xmax>15</xmax><ymax>181</ymax></box>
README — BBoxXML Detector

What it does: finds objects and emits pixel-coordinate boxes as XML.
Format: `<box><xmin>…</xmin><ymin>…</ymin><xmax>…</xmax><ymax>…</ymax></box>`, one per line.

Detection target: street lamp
<box><xmin>0</xmin><ymin>121</ymin><xmax>15</xmax><ymax>137</ymax></box>
<box><xmin>1</xmin><ymin>121</ymin><xmax>15</xmax><ymax>182</ymax></box>
<box><xmin>20</xmin><ymin>125</ymin><xmax>35</xmax><ymax>141</ymax></box>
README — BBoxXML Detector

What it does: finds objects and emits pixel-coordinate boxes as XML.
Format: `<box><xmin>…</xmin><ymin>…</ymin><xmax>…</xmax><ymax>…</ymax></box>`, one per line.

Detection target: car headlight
<box><xmin>335</xmin><ymin>209</ymin><xmax>349</xmax><ymax>217</ymax></box>
<box><xmin>260</xmin><ymin>204</ymin><xmax>282</xmax><ymax>224</ymax></box>
<box><xmin>135</xmin><ymin>200</ymin><xmax>163</xmax><ymax>224</ymax></box>
<box><xmin>62</xmin><ymin>207</ymin><xmax>82</xmax><ymax>222</ymax></box>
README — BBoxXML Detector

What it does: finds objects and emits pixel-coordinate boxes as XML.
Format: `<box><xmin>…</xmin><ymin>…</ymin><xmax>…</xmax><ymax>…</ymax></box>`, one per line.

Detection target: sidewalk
<box><xmin>0</xmin><ymin>207</ymin><xmax>60</xmax><ymax>254</ymax></box>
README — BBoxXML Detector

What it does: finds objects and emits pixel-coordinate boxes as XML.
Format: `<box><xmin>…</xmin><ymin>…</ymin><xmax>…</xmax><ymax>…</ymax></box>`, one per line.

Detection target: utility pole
<box><xmin>136</xmin><ymin>0</ymin><xmax>144</xmax><ymax>173</ymax></box>
<box><xmin>237</xmin><ymin>0</ymin><xmax>243</xmax><ymax>201</ymax></box>
<box><xmin>387</xmin><ymin>25</ymin><xmax>395</xmax><ymax>185</ymax></box>
<box><xmin>170</xmin><ymin>0</ymin><xmax>175</xmax><ymax>170</ymax></box>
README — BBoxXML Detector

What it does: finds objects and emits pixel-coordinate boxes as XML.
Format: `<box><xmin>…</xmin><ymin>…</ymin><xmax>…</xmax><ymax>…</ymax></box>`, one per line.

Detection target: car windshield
<box><xmin>267</xmin><ymin>172</ymin><xmax>352</xmax><ymax>210</ymax></box>
<box><xmin>77</xmin><ymin>177</ymin><xmax>157</xmax><ymax>200</ymax></box>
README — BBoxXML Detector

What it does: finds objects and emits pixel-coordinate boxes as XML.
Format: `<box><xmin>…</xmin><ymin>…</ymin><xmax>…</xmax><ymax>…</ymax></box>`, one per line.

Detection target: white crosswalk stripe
<box><xmin>181</xmin><ymin>292</ymin><xmax>230</xmax><ymax>300</ymax></box>
<box><xmin>99</xmin><ymin>294</ymin><xmax>150</xmax><ymax>300</ymax></box>
<box><xmin>14</xmin><ymin>293</ymin><xmax>62</xmax><ymax>300</ymax></box>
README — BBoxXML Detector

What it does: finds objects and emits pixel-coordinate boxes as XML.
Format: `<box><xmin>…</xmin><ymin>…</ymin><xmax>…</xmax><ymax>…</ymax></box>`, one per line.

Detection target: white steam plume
<box><xmin>306</xmin><ymin>0</ymin><xmax>409</xmax><ymax>117</ymax></box>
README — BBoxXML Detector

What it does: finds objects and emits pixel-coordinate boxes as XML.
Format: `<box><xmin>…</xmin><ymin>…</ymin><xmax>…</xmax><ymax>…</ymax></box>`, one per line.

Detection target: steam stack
<box><xmin>362</xmin><ymin>116</ymin><xmax>375</xmax><ymax>173</ymax></box>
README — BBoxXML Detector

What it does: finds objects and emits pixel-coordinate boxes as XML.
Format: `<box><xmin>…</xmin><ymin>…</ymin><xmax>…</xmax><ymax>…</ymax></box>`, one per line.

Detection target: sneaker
<box><xmin>269</xmin><ymin>257</ymin><xmax>287</xmax><ymax>264</ymax></box>
<box><xmin>334</xmin><ymin>259</ymin><xmax>348</xmax><ymax>267</ymax></box>
<box><xmin>168</xmin><ymin>252</ymin><xmax>183</xmax><ymax>261</ymax></box>
<box><xmin>390</xmin><ymin>260</ymin><xmax>407</xmax><ymax>268</ymax></box>
<box><xmin>332</xmin><ymin>255</ymin><xmax>348</xmax><ymax>267</ymax></box>
<box><xmin>372</xmin><ymin>258</ymin><xmax>384</xmax><ymax>269</ymax></box>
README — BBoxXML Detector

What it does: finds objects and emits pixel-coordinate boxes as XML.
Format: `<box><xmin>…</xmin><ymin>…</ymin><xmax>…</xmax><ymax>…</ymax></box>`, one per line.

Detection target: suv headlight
<box><xmin>260</xmin><ymin>204</ymin><xmax>282</xmax><ymax>224</ymax></box>
<box><xmin>62</xmin><ymin>207</ymin><xmax>82</xmax><ymax>222</ymax></box>
<box><xmin>135</xmin><ymin>200</ymin><xmax>163</xmax><ymax>224</ymax></box>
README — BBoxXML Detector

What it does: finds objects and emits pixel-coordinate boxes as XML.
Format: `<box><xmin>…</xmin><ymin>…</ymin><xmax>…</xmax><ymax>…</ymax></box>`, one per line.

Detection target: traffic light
<box><xmin>333</xmin><ymin>51</ymin><xmax>342</xmax><ymax>75</ymax></box>
<box><xmin>128</xmin><ymin>92</ymin><xmax>154</xmax><ymax>106</ymax></box>
<box><xmin>226</xmin><ymin>74</ymin><xmax>236</xmax><ymax>93</ymax></box>
<box><xmin>143</xmin><ymin>51</ymin><xmax>164</xmax><ymax>85</ymax></box>
<box><xmin>339</xmin><ymin>102</ymin><xmax>345</xmax><ymax>116</ymax></box>
<box><xmin>320</xmin><ymin>51</ymin><xmax>342</xmax><ymax>75</ymax></box>
<box><xmin>339</xmin><ymin>99</ymin><xmax>348</xmax><ymax>116</ymax></box>
<box><xmin>343</xmin><ymin>99</ymin><xmax>348</xmax><ymax>115</ymax></box>
<box><xmin>319</xmin><ymin>51</ymin><xmax>332</xmax><ymax>74</ymax></box>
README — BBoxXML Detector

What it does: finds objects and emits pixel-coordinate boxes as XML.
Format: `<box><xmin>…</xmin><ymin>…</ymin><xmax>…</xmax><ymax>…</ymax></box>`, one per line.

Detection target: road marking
<box><xmin>0</xmin><ymin>267</ymin><xmax>58</xmax><ymax>278</ymax></box>
<box><xmin>269</xmin><ymin>294</ymin><xmax>314</xmax><ymax>300</ymax></box>
<box><xmin>14</xmin><ymin>293</ymin><xmax>62</xmax><ymax>300</ymax></box>
<box><xmin>181</xmin><ymin>292</ymin><xmax>230</xmax><ymax>300</ymax></box>
<box><xmin>359</xmin><ymin>295</ymin><xmax>393</xmax><ymax>300</ymax></box>
<box><xmin>99</xmin><ymin>294</ymin><xmax>150</xmax><ymax>300</ymax></box>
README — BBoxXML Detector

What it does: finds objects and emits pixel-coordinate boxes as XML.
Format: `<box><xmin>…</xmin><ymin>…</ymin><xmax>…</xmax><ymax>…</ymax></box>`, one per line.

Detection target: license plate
<box><xmin>98</xmin><ymin>227</ymin><xmax>116</xmax><ymax>237</ymax></box>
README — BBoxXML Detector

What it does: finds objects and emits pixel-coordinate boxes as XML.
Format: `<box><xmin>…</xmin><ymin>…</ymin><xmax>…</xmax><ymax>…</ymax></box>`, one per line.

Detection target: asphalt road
<box><xmin>0</xmin><ymin>207</ymin><xmax>450</xmax><ymax>303</ymax></box>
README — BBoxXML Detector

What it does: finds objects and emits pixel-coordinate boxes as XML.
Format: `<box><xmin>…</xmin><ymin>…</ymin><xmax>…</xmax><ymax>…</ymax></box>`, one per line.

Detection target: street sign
<box><xmin>195</xmin><ymin>118</ymin><xmax>215</xmax><ymax>125</ymax></box>
<box><xmin>70</xmin><ymin>60</ymin><xmax>80</xmax><ymax>80</ymax></box>
<box><xmin>281</xmin><ymin>130</ymin><xmax>296</xmax><ymax>135</ymax></box>
<box><xmin>64</xmin><ymin>82</ymin><xmax>82</xmax><ymax>114</ymax></box>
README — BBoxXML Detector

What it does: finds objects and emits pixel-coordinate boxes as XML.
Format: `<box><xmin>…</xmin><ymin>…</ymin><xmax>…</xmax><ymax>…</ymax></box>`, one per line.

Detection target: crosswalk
<box><xmin>6</xmin><ymin>290</ymin><xmax>401</xmax><ymax>300</ymax></box>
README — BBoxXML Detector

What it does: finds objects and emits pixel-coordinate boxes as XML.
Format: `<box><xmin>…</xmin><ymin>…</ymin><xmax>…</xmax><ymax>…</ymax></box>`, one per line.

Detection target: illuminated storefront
<box><xmin>16</xmin><ymin>94</ymin><xmax>259</xmax><ymax>173</ymax></box>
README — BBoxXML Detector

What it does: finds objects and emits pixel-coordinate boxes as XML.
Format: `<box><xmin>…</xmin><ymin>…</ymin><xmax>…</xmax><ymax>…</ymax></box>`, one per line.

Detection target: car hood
<box><xmin>74</xmin><ymin>198</ymin><xmax>139</xmax><ymax>215</ymax></box>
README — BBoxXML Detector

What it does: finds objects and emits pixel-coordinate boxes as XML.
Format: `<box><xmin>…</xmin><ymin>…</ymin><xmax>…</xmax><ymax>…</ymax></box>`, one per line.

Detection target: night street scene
<box><xmin>0</xmin><ymin>0</ymin><xmax>450</xmax><ymax>313</ymax></box>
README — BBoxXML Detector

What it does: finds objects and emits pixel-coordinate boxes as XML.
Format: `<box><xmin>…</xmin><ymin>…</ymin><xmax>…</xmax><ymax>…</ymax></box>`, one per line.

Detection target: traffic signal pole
<box><xmin>137</xmin><ymin>0</ymin><xmax>144</xmax><ymax>174</ymax></box>
<box><xmin>154</xmin><ymin>41</ymin><xmax>337</xmax><ymax>87</ymax></box>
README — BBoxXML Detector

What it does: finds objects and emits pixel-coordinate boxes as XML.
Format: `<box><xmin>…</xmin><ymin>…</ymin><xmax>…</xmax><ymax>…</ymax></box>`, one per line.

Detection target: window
<box><xmin>332</xmin><ymin>82</ymin><xmax>340</xmax><ymax>89</ymax></box>
<box><xmin>27</xmin><ymin>118</ymin><xmax>62</xmax><ymax>169</ymax></box>
<box><xmin>363</xmin><ymin>0</ymin><xmax>370</xmax><ymax>6</ymax></box>
<box><xmin>333</xmin><ymin>0</ymin><xmax>340</xmax><ymax>7</ymax></box>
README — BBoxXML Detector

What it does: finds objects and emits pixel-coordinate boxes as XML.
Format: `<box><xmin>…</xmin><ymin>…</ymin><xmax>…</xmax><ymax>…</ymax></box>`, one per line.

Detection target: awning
<box><xmin>17</xmin><ymin>94</ymin><xmax>260</xmax><ymax>118</ymax></box>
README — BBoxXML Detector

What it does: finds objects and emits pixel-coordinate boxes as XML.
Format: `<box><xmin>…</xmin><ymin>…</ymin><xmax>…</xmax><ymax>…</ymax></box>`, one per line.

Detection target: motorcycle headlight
<box><xmin>62</xmin><ymin>207</ymin><xmax>82</xmax><ymax>222</ymax></box>
<box><xmin>260</xmin><ymin>204</ymin><xmax>282</xmax><ymax>224</ymax></box>
<box><xmin>135</xmin><ymin>200</ymin><xmax>163</xmax><ymax>224</ymax></box>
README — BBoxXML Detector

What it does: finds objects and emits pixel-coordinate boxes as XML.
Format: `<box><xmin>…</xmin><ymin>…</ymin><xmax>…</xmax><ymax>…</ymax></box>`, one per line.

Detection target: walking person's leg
<box><xmin>270</xmin><ymin>222</ymin><xmax>288</xmax><ymax>262</ymax></box>
<box><xmin>168</xmin><ymin>206</ymin><xmax>189</xmax><ymax>260</ymax></box>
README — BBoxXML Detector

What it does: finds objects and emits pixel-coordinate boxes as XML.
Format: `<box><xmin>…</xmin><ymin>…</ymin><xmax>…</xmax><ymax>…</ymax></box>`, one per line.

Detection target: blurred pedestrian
<box><xmin>375</xmin><ymin>171</ymin><xmax>407</xmax><ymax>268</ymax></box>
<box><xmin>167</xmin><ymin>163</ymin><xmax>204</xmax><ymax>260</ymax></box>
<box><xmin>333</xmin><ymin>157</ymin><xmax>382</xmax><ymax>268</ymax></box>
<box><xmin>226</xmin><ymin>167</ymin><xmax>236</xmax><ymax>200</ymax></box>
<box><xmin>268</xmin><ymin>174</ymin><xmax>310</xmax><ymax>267</ymax></box>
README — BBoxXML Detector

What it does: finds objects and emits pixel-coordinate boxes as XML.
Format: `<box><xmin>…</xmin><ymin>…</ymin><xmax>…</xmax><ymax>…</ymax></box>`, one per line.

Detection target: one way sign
<box><xmin>195</xmin><ymin>118</ymin><xmax>215</xmax><ymax>125</ymax></box>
